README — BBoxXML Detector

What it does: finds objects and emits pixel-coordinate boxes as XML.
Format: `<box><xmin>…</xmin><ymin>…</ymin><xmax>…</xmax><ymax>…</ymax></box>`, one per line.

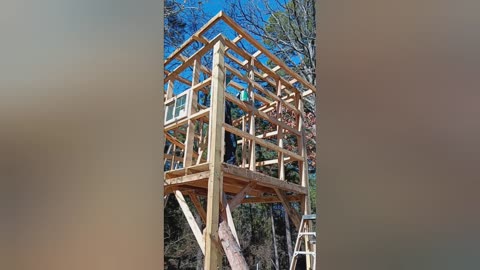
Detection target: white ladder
<box><xmin>290</xmin><ymin>214</ymin><xmax>316</xmax><ymax>270</ymax></box>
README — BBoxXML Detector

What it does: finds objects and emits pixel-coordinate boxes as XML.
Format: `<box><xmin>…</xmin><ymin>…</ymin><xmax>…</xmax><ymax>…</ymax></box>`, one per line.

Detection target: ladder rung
<box><xmin>299</xmin><ymin>232</ymin><xmax>316</xmax><ymax>236</ymax></box>
<box><xmin>294</xmin><ymin>251</ymin><xmax>315</xmax><ymax>256</ymax></box>
<box><xmin>302</xmin><ymin>214</ymin><xmax>316</xmax><ymax>220</ymax></box>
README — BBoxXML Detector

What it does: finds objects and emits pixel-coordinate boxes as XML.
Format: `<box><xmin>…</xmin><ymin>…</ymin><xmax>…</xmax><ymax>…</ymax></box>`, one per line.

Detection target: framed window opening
<box><xmin>165</xmin><ymin>90</ymin><xmax>190</xmax><ymax>124</ymax></box>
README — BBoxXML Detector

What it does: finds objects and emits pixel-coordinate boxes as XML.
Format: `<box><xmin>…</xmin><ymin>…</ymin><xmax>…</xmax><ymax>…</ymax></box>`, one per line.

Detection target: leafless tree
<box><xmin>225</xmin><ymin>0</ymin><xmax>315</xmax><ymax>89</ymax></box>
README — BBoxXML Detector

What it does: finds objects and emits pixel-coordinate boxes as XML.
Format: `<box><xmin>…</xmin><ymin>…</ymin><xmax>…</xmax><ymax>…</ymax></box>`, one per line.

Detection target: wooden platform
<box><xmin>165</xmin><ymin>163</ymin><xmax>306</xmax><ymax>204</ymax></box>
<box><xmin>162</xmin><ymin>11</ymin><xmax>315</xmax><ymax>270</ymax></box>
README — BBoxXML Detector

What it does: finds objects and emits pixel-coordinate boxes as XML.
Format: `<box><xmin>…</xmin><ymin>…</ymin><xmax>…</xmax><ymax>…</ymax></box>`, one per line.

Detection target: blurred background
<box><xmin>317</xmin><ymin>1</ymin><xmax>480</xmax><ymax>269</ymax></box>
<box><xmin>1</xmin><ymin>1</ymin><xmax>164</xmax><ymax>269</ymax></box>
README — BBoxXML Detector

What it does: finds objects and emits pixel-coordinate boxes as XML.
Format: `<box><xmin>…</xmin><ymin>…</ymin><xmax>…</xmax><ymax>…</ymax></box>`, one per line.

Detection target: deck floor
<box><xmin>164</xmin><ymin>163</ymin><xmax>306</xmax><ymax>204</ymax></box>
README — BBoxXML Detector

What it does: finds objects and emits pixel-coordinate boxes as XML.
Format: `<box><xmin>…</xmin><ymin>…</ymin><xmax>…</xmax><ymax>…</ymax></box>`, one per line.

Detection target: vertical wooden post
<box><xmin>184</xmin><ymin>58</ymin><xmax>201</xmax><ymax>167</ymax></box>
<box><xmin>172</xmin><ymin>130</ymin><xmax>177</xmax><ymax>169</ymax></box>
<box><xmin>297</xmin><ymin>96</ymin><xmax>310</xmax><ymax>215</ymax></box>
<box><xmin>296</xmin><ymin>93</ymin><xmax>313</xmax><ymax>270</ymax></box>
<box><xmin>248</xmin><ymin>58</ymin><xmax>256</xmax><ymax>172</ymax></box>
<box><xmin>204</xmin><ymin>39</ymin><xmax>226</xmax><ymax>270</ymax></box>
<box><xmin>276</xmin><ymin>80</ymin><xmax>285</xmax><ymax>180</ymax></box>
<box><xmin>241</xmin><ymin>116</ymin><xmax>247</xmax><ymax>168</ymax></box>
<box><xmin>166</xmin><ymin>79</ymin><xmax>174</xmax><ymax>99</ymax></box>
<box><xmin>196</xmin><ymin>120</ymin><xmax>205</xmax><ymax>165</ymax></box>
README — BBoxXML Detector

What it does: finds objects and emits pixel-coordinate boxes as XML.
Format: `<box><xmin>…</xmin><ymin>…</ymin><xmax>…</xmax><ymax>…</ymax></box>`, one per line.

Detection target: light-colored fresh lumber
<box><xmin>222</xmin><ymin>164</ymin><xmax>307</xmax><ymax>195</ymax></box>
<box><xmin>164</xmin><ymin>108</ymin><xmax>210</xmax><ymax>132</ymax></box>
<box><xmin>174</xmin><ymin>190</ymin><xmax>205</xmax><ymax>254</ymax></box>
<box><xmin>164</xmin><ymin>12</ymin><xmax>223</xmax><ymax>65</ymax></box>
<box><xmin>274</xmin><ymin>189</ymin><xmax>301</xmax><ymax>229</ymax></box>
<box><xmin>220</xmin><ymin>12</ymin><xmax>316</xmax><ymax>93</ymax></box>
<box><xmin>223</xmin><ymin>123</ymin><xmax>303</xmax><ymax>161</ymax></box>
<box><xmin>228</xmin><ymin>182</ymin><xmax>256</xmax><ymax>210</ymax></box>
<box><xmin>165</xmin><ymin>34</ymin><xmax>223</xmax><ymax>82</ymax></box>
<box><xmin>241</xmin><ymin>194</ymin><xmax>302</xmax><ymax>204</ymax></box>
<box><xmin>224</xmin><ymin>92</ymin><xmax>300</xmax><ymax>136</ymax></box>
<box><xmin>204</xmin><ymin>39</ymin><xmax>226</xmax><ymax>270</ymax></box>
<box><xmin>188</xmin><ymin>192</ymin><xmax>207</xmax><ymax>223</ymax></box>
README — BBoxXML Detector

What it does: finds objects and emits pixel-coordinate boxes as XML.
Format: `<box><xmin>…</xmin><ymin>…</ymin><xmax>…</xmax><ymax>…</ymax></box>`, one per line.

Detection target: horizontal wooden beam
<box><xmin>164</xmin><ymin>71</ymin><xmax>192</xmax><ymax>86</ymax></box>
<box><xmin>236</xmin><ymin>130</ymin><xmax>278</xmax><ymax>143</ymax></box>
<box><xmin>225</xmin><ymin>52</ymin><xmax>247</xmax><ymax>68</ymax></box>
<box><xmin>224</xmin><ymin>92</ymin><xmax>300</xmax><ymax>136</ymax></box>
<box><xmin>241</xmin><ymin>194</ymin><xmax>302</xmax><ymax>204</ymax></box>
<box><xmin>165</xmin><ymin>12</ymin><xmax>223</xmax><ymax>65</ymax></box>
<box><xmin>222</xmin><ymin>163</ymin><xmax>307</xmax><ymax>195</ymax></box>
<box><xmin>244</xmin><ymin>157</ymin><xmax>292</xmax><ymax>167</ymax></box>
<box><xmin>164</xmin><ymin>108</ymin><xmax>210</xmax><ymax>132</ymax></box>
<box><xmin>177</xmin><ymin>54</ymin><xmax>212</xmax><ymax>76</ymax></box>
<box><xmin>192</xmin><ymin>34</ymin><xmax>209</xmax><ymax>44</ymax></box>
<box><xmin>222</xmin><ymin>38</ymin><xmax>301</xmax><ymax>98</ymax></box>
<box><xmin>224</xmin><ymin>123</ymin><xmax>303</xmax><ymax>161</ymax></box>
<box><xmin>251</xmin><ymin>80</ymin><xmax>299</xmax><ymax>113</ymax></box>
<box><xmin>220</xmin><ymin>13</ymin><xmax>316</xmax><ymax>94</ymax></box>
<box><xmin>165</xmin><ymin>34</ymin><xmax>223</xmax><ymax>82</ymax></box>
<box><xmin>165</xmin><ymin>171</ymin><xmax>210</xmax><ymax>186</ymax></box>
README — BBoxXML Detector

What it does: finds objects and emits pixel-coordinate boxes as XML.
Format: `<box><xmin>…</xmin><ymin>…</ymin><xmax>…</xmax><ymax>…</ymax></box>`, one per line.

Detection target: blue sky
<box><xmin>202</xmin><ymin>0</ymin><xmax>228</xmax><ymax>16</ymax></box>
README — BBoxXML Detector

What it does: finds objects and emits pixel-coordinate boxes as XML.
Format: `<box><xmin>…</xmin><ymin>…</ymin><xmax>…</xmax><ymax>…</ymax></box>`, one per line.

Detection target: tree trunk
<box><xmin>284</xmin><ymin>208</ymin><xmax>293</xmax><ymax>265</ymax></box>
<box><xmin>218</xmin><ymin>220</ymin><xmax>249</xmax><ymax>270</ymax></box>
<box><xmin>271</xmin><ymin>205</ymin><xmax>280</xmax><ymax>270</ymax></box>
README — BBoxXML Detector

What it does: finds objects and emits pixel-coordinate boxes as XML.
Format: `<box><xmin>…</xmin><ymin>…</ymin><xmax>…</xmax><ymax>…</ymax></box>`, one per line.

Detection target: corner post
<box><xmin>204</xmin><ymin>39</ymin><xmax>226</xmax><ymax>270</ymax></box>
<box><xmin>297</xmin><ymin>94</ymin><xmax>313</xmax><ymax>269</ymax></box>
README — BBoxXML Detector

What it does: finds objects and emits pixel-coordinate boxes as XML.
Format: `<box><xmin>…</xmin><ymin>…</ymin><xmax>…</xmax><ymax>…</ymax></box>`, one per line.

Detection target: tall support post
<box><xmin>184</xmin><ymin>58</ymin><xmax>201</xmax><ymax>167</ymax></box>
<box><xmin>248</xmin><ymin>57</ymin><xmax>256</xmax><ymax>172</ymax></box>
<box><xmin>276</xmin><ymin>80</ymin><xmax>285</xmax><ymax>180</ymax></box>
<box><xmin>296</xmin><ymin>93</ymin><xmax>313</xmax><ymax>269</ymax></box>
<box><xmin>204</xmin><ymin>39</ymin><xmax>226</xmax><ymax>270</ymax></box>
<box><xmin>166</xmin><ymin>79</ymin><xmax>174</xmax><ymax>99</ymax></box>
<box><xmin>241</xmin><ymin>116</ymin><xmax>247</xmax><ymax>168</ymax></box>
<box><xmin>196</xmin><ymin>119</ymin><xmax>205</xmax><ymax>165</ymax></box>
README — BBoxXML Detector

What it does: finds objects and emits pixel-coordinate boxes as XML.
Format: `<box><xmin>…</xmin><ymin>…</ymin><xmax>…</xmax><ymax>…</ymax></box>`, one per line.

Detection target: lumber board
<box><xmin>184</xmin><ymin>58</ymin><xmax>201</xmax><ymax>167</ymax></box>
<box><xmin>164</xmin><ymin>108</ymin><xmax>210</xmax><ymax>132</ymax></box>
<box><xmin>251</xmin><ymin>80</ymin><xmax>299</xmax><ymax>113</ymax></box>
<box><xmin>188</xmin><ymin>193</ymin><xmax>207</xmax><ymax>223</ymax></box>
<box><xmin>204</xmin><ymin>40</ymin><xmax>225</xmax><ymax>270</ymax></box>
<box><xmin>222</xmin><ymin>37</ymin><xmax>301</xmax><ymax>97</ymax></box>
<box><xmin>228</xmin><ymin>182</ymin><xmax>256</xmax><ymax>210</ymax></box>
<box><xmin>175</xmin><ymin>190</ymin><xmax>205</xmax><ymax>254</ymax></box>
<box><xmin>225</xmin><ymin>52</ymin><xmax>247</xmax><ymax>68</ymax></box>
<box><xmin>165</xmin><ymin>171</ymin><xmax>210</xmax><ymax>186</ymax></box>
<box><xmin>275</xmin><ymin>189</ymin><xmax>301</xmax><ymax>229</ymax></box>
<box><xmin>223</xmin><ymin>123</ymin><xmax>303</xmax><ymax>161</ymax></box>
<box><xmin>247</xmin><ymin>58</ymin><xmax>256</xmax><ymax>171</ymax></box>
<box><xmin>192</xmin><ymin>34</ymin><xmax>209</xmax><ymax>44</ymax></box>
<box><xmin>165</xmin><ymin>12</ymin><xmax>223</xmax><ymax>65</ymax></box>
<box><xmin>241</xmin><ymin>194</ymin><xmax>302</xmax><ymax>204</ymax></box>
<box><xmin>191</xmin><ymin>77</ymin><xmax>212</xmax><ymax>93</ymax></box>
<box><xmin>165</xmin><ymin>34</ymin><xmax>223</xmax><ymax>82</ymax></box>
<box><xmin>224</xmin><ymin>92</ymin><xmax>300</xmax><ymax>136</ymax></box>
<box><xmin>244</xmin><ymin>157</ymin><xmax>292</xmax><ymax>167</ymax></box>
<box><xmin>220</xmin><ymin>13</ymin><xmax>316</xmax><ymax>93</ymax></box>
<box><xmin>222</xmin><ymin>164</ymin><xmax>307</xmax><ymax>194</ymax></box>
<box><xmin>277</xmin><ymin>80</ymin><xmax>285</xmax><ymax>180</ymax></box>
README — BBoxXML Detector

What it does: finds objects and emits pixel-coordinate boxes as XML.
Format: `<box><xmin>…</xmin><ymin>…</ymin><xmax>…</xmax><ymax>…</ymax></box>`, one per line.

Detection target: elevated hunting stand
<box><xmin>163</xmin><ymin>11</ymin><xmax>316</xmax><ymax>269</ymax></box>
